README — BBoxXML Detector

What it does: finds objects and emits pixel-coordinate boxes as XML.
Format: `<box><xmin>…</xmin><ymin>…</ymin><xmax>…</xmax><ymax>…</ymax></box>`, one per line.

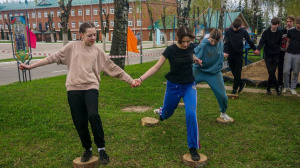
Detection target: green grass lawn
<box><xmin>0</xmin><ymin>61</ymin><xmax>299</xmax><ymax>167</ymax></box>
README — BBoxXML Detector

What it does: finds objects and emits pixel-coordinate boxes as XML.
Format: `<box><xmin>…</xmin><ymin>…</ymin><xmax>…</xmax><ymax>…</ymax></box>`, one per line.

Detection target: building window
<box><xmin>103</xmin><ymin>21</ymin><xmax>106</xmax><ymax>27</ymax></box>
<box><xmin>4</xmin><ymin>14</ymin><xmax>7</xmax><ymax>19</ymax></box>
<box><xmin>137</xmin><ymin>19</ymin><xmax>141</xmax><ymax>26</ymax></box>
<box><xmin>129</xmin><ymin>6</ymin><xmax>132</xmax><ymax>13</ymax></box>
<box><xmin>38</xmin><ymin>12</ymin><xmax>41</xmax><ymax>18</ymax></box>
<box><xmin>58</xmin><ymin>22</ymin><xmax>61</xmax><ymax>28</ymax></box>
<box><xmin>102</xmin><ymin>8</ymin><xmax>106</xmax><ymax>14</ymax></box>
<box><xmin>128</xmin><ymin>20</ymin><xmax>133</xmax><ymax>26</ymax></box>
<box><xmin>110</xmin><ymin>7</ymin><xmax>114</xmax><ymax>14</ymax></box>
<box><xmin>52</xmin><ymin>22</ymin><xmax>55</xmax><ymax>29</ymax></box>
<box><xmin>72</xmin><ymin>22</ymin><xmax>75</xmax><ymax>28</ymax></box>
<box><xmin>86</xmin><ymin>9</ymin><xmax>90</xmax><ymax>15</ymax></box>
<box><xmin>20</xmin><ymin>13</ymin><xmax>24</xmax><ymax>16</ymax></box>
<box><xmin>27</xmin><ymin>13</ymin><xmax>29</xmax><ymax>18</ymax></box>
<box><xmin>72</xmin><ymin>33</ymin><xmax>76</xmax><ymax>40</ymax></box>
<box><xmin>79</xmin><ymin>21</ymin><xmax>83</xmax><ymax>27</ymax></box>
<box><xmin>33</xmin><ymin>23</ymin><xmax>36</xmax><ymax>28</ymax></box>
<box><xmin>137</xmin><ymin>7</ymin><xmax>141</xmax><ymax>13</ymax></box>
<box><xmin>28</xmin><ymin>23</ymin><xmax>30</xmax><ymax>29</ymax></box>
<box><xmin>15</xmin><ymin>13</ymin><xmax>19</xmax><ymax>16</ymax></box>
<box><xmin>110</xmin><ymin>20</ymin><xmax>114</xmax><ymax>27</ymax></box>
<box><xmin>93</xmin><ymin>8</ymin><xmax>98</xmax><ymax>15</ymax></box>
<box><xmin>32</xmin><ymin>12</ymin><xmax>35</xmax><ymax>18</ymax></box>
<box><xmin>0</xmin><ymin>24</ymin><xmax>3</xmax><ymax>29</ymax></box>
<box><xmin>44</xmin><ymin>11</ymin><xmax>47</xmax><ymax>17</ymax></box>
<box><xmin>57</xmin><ymin>11</ymin><xmax>61</xmax><ymax>17</ymax></box>
<box><xmin>71</xmin><ymin>10</ymin><xmax>75</xmax><ymax>16</ymax></box>
<box><xmin>78</xmin><ymin>9</ymin><xmax>82</xmax><ymax>16</ymax></box>
<box><xmin>0</xmin><ymin>14</ymin><xmax>2</xmax><ymax>20</ymax></box>
<box><xmin>94</xmin><ymin>20</ymin><xmax>99</xmax><ymax>27</ymax></box>
<box><xmin>50</xmin><ymin>11</ymin><xmax>54</xmax><ymax>17</ymax></box>
<box><xmin>5</xmin><ymin>24</ymin><xmax>8</xmax><ymax>29</ymax></box>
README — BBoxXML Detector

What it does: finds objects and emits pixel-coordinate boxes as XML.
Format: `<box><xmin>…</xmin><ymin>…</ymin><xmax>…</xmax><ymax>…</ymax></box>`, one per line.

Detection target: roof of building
<box><xmin>148</xmin><ymin>11</ymin><xmax>249</xmax><ymax>30</ymax></box>
<box><xmin>0</xmin><ymin>0</ymin><xmax>114</xmax><ymax>11</ymax></box>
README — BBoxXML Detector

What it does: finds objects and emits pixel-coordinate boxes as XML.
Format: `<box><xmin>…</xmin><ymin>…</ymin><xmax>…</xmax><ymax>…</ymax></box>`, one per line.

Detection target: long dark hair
<box><xmin>177</xmin><ymin>26</ymin><xmax>195</xmax><ymax>44</ymax></box>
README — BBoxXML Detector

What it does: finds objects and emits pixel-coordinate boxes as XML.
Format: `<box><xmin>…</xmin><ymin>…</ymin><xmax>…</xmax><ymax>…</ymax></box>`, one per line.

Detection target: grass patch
<box><xmin>0</xmin><ymin>61</ymin><xmax>299</xmax><ymax>167</ymax></box>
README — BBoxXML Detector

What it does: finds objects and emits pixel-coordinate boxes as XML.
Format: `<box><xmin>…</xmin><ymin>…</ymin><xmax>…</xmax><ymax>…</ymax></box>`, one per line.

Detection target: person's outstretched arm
<box><xmin>135</xmin><ymin>56</ymin><xmax>167</xmax><ymax>86</ymax></box>
<box><xmin>244</xmin><ymin>31</ymin><xmax>256</xmax><ymax>51</ymax></box>
<box><xmin>19</xmin><ymin>57</ymin><xmax>51</xmax><ymax>70</ymax></box>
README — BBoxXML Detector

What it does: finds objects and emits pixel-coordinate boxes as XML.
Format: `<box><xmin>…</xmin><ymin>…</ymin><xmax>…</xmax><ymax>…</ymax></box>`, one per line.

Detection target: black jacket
<box><xmin>257</xmin><ymin>27</ymin><xmax>282</xmax><ymax>55</ymax></box>
<box><xmin>224</xmin><ymin>27</ymin><xmax>256</xmax><ymax>55</ymax></box>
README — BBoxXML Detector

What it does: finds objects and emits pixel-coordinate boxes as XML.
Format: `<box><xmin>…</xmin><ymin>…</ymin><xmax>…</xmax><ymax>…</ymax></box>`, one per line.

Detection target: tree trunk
<box><xmin>251</xmin><ymin>0</ymin><xmax>258</xmax><ymax>34</ymax></box>
<box><xmin>161</xmin><ymin>4</ymin><xmax>168</xmax><ymax>46</ymax></box>
<box><xmin>178</xmin><ymin>0</ymin><xmax>192</xmax><ymax>27</ymax></box>
<box><xmin>98</xmin><ymin>0</ymin><xmax>106</xmax><ymax>51</ymax></box>
<box><xmin>58</xmin><ymin>0</ymin><xmax>72</xmax><ymax>46</ymax></box>
<box><xmin>218</xmin><ymin>0</ymin><xmax>227</xmax><ymax>31</ymax></box>
<box><xmin>146</xmin><ymin>0</ymin><xmax>156</xmax><ymax>47</ymax></box>
<box><xmin>110</xmin><ymin>0</ymin><xmax>129</xmax><ymax>70</ymax></box>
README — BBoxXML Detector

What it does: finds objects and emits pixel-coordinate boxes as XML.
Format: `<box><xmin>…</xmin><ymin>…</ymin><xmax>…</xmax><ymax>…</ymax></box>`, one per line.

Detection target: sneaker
<box><xmin>238</xmin><ymin>83</ymin><xmax>246</xmax><ymax>93</ymax></box>
<box><xmin>220</xmin><ymin>112</ymin><xmax>233</xmax><ymax>121</ymax></box>
<box><xmin>99</xmin><ymin>150</ymin><xmax>110</xmax><ymax>165</ymax></box>
<box><xmin>290</xmin><ymin>89</ymin><xmax>297</xmax><ymax>95</ymax></box>
<box><xmin>189</xmin><ymin>148</ymin><xmax>200</xmax><ymax>161</ymax></box>
<box><xmin>154</xmin><ymin>108</ymin><xmax>162</xmax><ymax>115</ymax></box>
<box><xmin>282</xmin><ymin>88</ymin><xmax>290</xmax><ymax>93</ymax></box>
<box><xmin>81</xmin><ymin>150</ymin><xmax>92</xmax><ymax>162</ymax></box>
<box><xmin>231</xmin><ymin>89</ymin><xmax>237</xmax><ymax>94</ymax></box>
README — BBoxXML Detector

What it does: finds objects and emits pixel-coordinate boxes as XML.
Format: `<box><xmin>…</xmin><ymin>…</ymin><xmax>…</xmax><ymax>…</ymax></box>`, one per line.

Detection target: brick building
<box><xmin>0</xmin><ymin>0</ymin><xmax>177</xmax><ymax>42</ymax></box>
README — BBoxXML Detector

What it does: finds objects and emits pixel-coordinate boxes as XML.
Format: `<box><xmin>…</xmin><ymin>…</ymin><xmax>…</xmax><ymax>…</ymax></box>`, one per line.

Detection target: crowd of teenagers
<box><xmin>19</xmin><ymin>15</ymin><xmax>299</xmax><ymax>164</ymax></box>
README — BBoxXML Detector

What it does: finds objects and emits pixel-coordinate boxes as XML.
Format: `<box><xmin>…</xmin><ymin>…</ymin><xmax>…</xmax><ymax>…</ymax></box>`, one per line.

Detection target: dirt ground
<box><xmin>222</xmin><ymin>60</ymin><xmax>300</xmax><ymax>83</ymax></box>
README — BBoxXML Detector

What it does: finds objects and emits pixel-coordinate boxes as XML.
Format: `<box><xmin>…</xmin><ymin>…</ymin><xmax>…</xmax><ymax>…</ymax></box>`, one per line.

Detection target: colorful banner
<box><xmin>11</xmin><ymin>16</ymin><xmax>29</xmax><ymax>63</ymax></box>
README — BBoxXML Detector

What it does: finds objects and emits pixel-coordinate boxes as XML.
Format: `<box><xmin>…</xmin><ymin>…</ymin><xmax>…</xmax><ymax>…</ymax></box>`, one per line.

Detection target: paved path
<box><xmin>197</xmin><ymin>84</ymin><xmax>300</xmax><ymax>97</ymax></box>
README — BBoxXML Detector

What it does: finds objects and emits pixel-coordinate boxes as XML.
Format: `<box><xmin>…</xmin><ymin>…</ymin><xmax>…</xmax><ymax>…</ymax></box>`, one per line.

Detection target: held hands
<box><xmin>130</xmin><ymin>78</ymin><xmax>143</xmax><ymax>88</ymax></box>
<box><xmin>19</xmin><ymin>64</ymin><xmax>31</xmax><ymax>70</ymax></box>
<box><xmin>254</xmin><ymin>50</ymin><xmax>260</xmax><ymax>55</ymax></box>
<box><xmin>224</xmin><ymin>53</ymin><xmax>229</xmax><ymax>58</ymax></box>
<box><xmin>194</xmin><ymin>58</ymin><xmax>202</xmax><ymax>65</ymax></box>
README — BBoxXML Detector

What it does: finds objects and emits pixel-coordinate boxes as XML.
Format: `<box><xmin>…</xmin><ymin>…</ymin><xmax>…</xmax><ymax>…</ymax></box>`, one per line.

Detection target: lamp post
<box><xmin>140</xmin><ymin>0</ymin><xmax>143</xmax><ymax>64</ymax></box>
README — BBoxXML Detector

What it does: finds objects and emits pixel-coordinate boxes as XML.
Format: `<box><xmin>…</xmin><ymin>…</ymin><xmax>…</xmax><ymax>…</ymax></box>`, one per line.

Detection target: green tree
<box><xmin>58</xmin><ymin>0</ymin><xmax>73</xmax><ymax>46</ymax></box>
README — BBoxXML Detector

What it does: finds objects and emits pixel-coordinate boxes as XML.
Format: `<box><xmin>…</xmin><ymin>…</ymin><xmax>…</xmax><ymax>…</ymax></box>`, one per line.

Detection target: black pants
<box><xmin>265</xmin><ymin>54</ymin><xmax>279</xmax><ymax>90</ymax></box>
<box><xmin>67</xmin><ymin>89</ymin><xmax>105</xmax><ymax>150</ymax></box>
<box><xmin>228</xmin><ymin>55</ymin><xmax>244</xmax><ymax>90</ymax></box>
<box><xmin>278</xmin><ymin>51</ymin><xmax>291</xmax><ymax>86</ymax></box>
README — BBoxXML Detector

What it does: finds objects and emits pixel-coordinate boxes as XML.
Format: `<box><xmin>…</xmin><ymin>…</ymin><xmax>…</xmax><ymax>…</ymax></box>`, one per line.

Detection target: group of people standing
<box><xmin>18</xmin><ymin>15</ymin><xmax>299</xmax><ymax>164</ymax></box>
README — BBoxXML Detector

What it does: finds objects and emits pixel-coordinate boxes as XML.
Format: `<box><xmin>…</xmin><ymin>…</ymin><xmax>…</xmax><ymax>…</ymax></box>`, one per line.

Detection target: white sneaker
<box><xmin>154</xmin><ymin>108</ymin><xmax>162</xmax><ymax>115</ymax></box>
<box><xmin>290</xmin><ymin>89</ymin><xmax>297</xmax><ymax>95</ymax></box>
<box><xmin>220</xmin><ymin>113</ymin><xmax>233</xmax><ymax>121</ymax></box>
<box><xmin>282</xmin><ymin>88</ymin><xmax>290</xmax><ymax>93</ymax></box>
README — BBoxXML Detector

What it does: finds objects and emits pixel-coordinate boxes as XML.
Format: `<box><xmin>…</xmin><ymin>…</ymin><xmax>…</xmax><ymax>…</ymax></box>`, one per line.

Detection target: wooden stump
<box><xmin>182</xmin><ymin>153</ymin><xmax>208</xmax><ymax>167</ymax></box>
<box><xmin>227</xmin><ymin>94</ymin><xmax>238</xmax><ymax>99</ymax></box>
<box><xmin>141</xmin><ymin>117</ymin><xmax>159</xmax><ymax>127</ymax></box>
<box><xmin>73</xmin><ymin>156</ymin><xmax>99</xmax><ymax>168</ymax></box>
<box><xmin>178</xmin><ymin>102</ymin><xmax>185</xmax><ymax>107</ymax></box>
<box><xmin>216</xmin><ymin>117</ymin><xmax>234</xmax><ymax>124</ymax></box>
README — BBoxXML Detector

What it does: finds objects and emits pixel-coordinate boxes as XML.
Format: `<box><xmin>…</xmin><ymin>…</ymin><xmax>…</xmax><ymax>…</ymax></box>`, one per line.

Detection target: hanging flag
<box><xmin>26</xmin><ymin>26</ymin><xmax>36</xmax><ymax>49</ymax></box>
<box><xmin>127</xmin><ymin>27</ymin><xmax>139</xmax><ymax>53</ymax></box>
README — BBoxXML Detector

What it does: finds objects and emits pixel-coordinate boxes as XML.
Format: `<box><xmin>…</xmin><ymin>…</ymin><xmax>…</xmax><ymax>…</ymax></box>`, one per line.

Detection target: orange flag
<box><xmin>127</xmin><ymin>27</ymin><xmax>139</xmax><ymax>53</ymax></box>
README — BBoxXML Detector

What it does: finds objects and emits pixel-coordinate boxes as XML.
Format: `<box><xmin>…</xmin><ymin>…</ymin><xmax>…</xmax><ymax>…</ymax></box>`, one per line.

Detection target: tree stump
<box><xmin>178</xmin><ymin>102</ymin><xmax>185</xmax><ymax>107</ymax></box>
<box><xmin>73</xmin><ymin>156</ymin><xmax>99</xmax><ymax>168</ymax></box>
<box><xmin>141</xmin><ymin>117</ymin><xmax>159</xmax><ymax>127</ymax></box>
<box><xmin>216</xmin><ymin>117</ymin><xmax>235</xmax><ymax>124</ymax></box>
<box><xmin>182</xmin><ymin>153</ymin><xmax>208</xmax><ymax>167</ymax></box>
<box><xmin>227</xmin><ymin>94</ymin><xmax>238</xmax><ymax>99</ymax></box>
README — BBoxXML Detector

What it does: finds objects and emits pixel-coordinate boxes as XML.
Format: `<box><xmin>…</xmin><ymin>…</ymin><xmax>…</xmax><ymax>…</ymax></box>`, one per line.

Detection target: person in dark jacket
<box><xmin>254</xmin><ymin>17</ymin><xmax>283</xmax><ymax>95</ymax></box>
<box><xmin>224</xmin><ymin>18</ymin><xmax>256</xmax><ymax>94</ymax></box>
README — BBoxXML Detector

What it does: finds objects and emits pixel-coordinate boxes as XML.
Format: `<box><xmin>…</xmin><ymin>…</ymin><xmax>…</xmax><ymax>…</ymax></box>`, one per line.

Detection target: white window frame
<box><xmin>15</xmin><ymin>13</ymin><xmax>19</xmax><ymax>16</ymax></box>
<box><xmin>137</xmin><ymin>7</ymin><xmax>141</xmax><ymax>13</ymax></box>
<box><xmin>4</xmin><ymin>14</ymin><xmax>7</xmax><ymax>19</ymax></box>
<box><xmin>32</xmin><ymin>12</ymin><xmax>35</xmax><ymax>18</ymax></box>
<box><xmin>78</xmin><ymin>9</ymin><xmax>82</xmax><ymax>16</ymax></box>
<box><xmin>103</xmin><ymin>21</ymin><xmax>106</xmax><ymax>27</ymax></box>
<box><xmin>33</xmin><ymin>23</ymin><xmax>36</xmax><ymax>28</ymax></box>
<box><xmin>110</xmin><ymin>7</ymin><xmax>114</xmax><ymax>14</ymax></box>
<box><xmin>52</xmin><ymin>22</ymin><xmax>55</xmax><ymax>29</ymax></box>
<box><xmin>129</xmin><ymin>6</ymin><xmax>132</xmax><ymax>13</ymax></box>
<box><xmin>71</xmin><ymin>10</ymin><xmax>75</xmax><ymax>16</ymax></box>
<box><xmin>38</xmin><ymin>12</ymin><xmax>41</xmax><ymax>18</ymax></box>
<box><xmin>44</xmin><ymin>11</ymin><xmax>47</xmax><ymax>17</ymax></box>
<box><xmin>72</xmin><ymin>33</ymin><xmax>76</xmax><ymax>41</ymax></box>
<box><xmin>102</xmin><ymin>8</ymin><xmax>106</xmax><ymax>14</ymax></box>
<box><xmin>71</xmin><ymin>21</ymin><xmax>75</xmax><ymax>28</ymax></box>
<box><xmin>5</xmin><ymin>24</ymin><xmax>8</xmax><ymax>29</ymax></box>
<box><xmin>86</xmin><ymin>9</ymin><xmax>90</xmax><ymax>15</ymax></box>
<box><xmin>94</xmin><ymin>20</ymin><xmax>99</xmax><ymax>27</ymax></box>
<box><xmin>137</xmin><ymin>19</ymin><xmax>141</xmax><ymax>26</ymax></box>
<box><xmin>50</xmin><ymin>11</ymin><xmax>54</xmax><ymax>17</ymax></box>
<box><xmin>58</xmin><ymin>22</ymin><xmax>61</xmax><ymax>28</ymax></box>
<box><xmin>93</xmin><ymin>8</ymin><xmax>98</xmax><ymax>15</ymax></box>
<box><xmin>110</xmin><ymin>20</ymin><xmax>114</xmax><ymax>27</ymax></box>
<box><xmin>26</xmin><ymin>13</ymin><xmax>29</xmax><ymax>18</ymax></box>
<box><xmin>57</xmin><ymin>11</ymin><xmax>61</xmax><ymax>17</ymax></box>
<box><xmin>128</xmin><ymin>20</ymin><xmax>133</xmax><ymax>26</ymax></box>
<box><xmin>79</xmin><ymin>21</ymin><xmax>83</xmax><ymax>27</ymax></box>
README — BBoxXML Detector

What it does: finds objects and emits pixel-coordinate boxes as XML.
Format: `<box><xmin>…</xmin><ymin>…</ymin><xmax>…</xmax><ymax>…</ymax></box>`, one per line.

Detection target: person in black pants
<box><xmin>224</xmin><ymin>18</ymin><xmax>256</xmax><ymax>94</ymax></box>
<box><xmin>278</xmin><ymin>15</ymin><xmax>295</xmax><ymax>90</ymax></box>
<box><xmin>255</xmin><ymin>18</ymin><xmax>283</xmax><ymax>95</ymax></box>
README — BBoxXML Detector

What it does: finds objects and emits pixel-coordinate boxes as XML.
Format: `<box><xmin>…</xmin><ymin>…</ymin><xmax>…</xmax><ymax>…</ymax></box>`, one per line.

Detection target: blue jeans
<box><xmin>160</xmin><ymin>81</ymin><xmax>200</xmax><ymax>149</ymax></box>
